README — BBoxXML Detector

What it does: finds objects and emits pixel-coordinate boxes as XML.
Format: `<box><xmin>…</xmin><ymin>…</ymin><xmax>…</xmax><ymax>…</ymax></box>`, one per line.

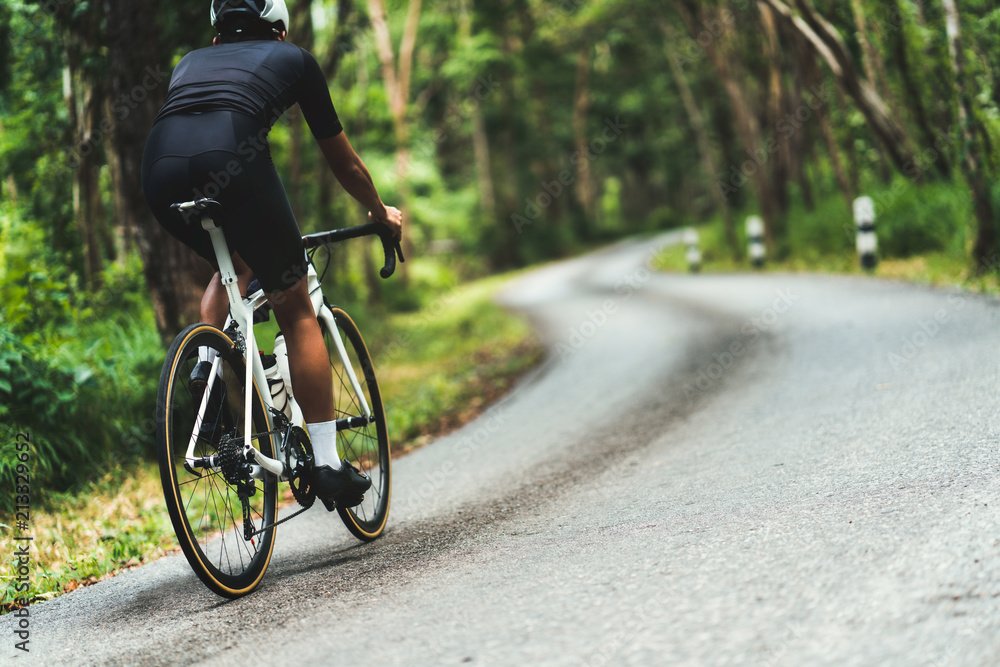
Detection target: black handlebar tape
<box><xmin>302</xmin><ymin>223</ymin><xmax>404</xmax><ymax>279</ymax></box>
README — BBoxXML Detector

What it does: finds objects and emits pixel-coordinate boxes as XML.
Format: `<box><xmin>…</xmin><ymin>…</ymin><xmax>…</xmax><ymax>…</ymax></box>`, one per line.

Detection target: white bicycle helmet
<box><xmin>211</xmin><ymin>0</ymin><xmax>289</xmax><ymax>33</ymax></box>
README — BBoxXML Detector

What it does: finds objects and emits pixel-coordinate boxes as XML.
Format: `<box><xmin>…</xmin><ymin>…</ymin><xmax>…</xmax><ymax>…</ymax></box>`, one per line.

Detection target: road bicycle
<box><xmin>155</xmin><ymin>198</ymin><xmax>403</xmax><ymax>598</ymax></box>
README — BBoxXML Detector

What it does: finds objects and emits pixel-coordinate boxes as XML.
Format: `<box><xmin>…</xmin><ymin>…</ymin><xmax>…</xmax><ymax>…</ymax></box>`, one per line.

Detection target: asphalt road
<box><xmin>8</xmin><ymin>233</ymin><xmax>1000</xmax><ymax>665</ymax></box>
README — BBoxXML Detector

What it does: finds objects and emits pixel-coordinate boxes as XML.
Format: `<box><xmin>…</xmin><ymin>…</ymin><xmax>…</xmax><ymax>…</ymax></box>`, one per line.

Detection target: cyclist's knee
<box><xmin>267</xmin><ymin>277</ymin><xmax>313</xmax><ymax>323</ymax></box>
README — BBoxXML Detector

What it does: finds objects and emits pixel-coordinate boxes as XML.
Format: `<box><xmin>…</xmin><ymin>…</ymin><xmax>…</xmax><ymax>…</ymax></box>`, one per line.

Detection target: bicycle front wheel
<box><xmin>321</xmin><ymin>307</ymin><xmax>391</xmax><ymax>541</ymax></box>
<box><xmin>156</xmin><ymin>323</ymin><xmax>277</xmax><ymax>598</ymax></box>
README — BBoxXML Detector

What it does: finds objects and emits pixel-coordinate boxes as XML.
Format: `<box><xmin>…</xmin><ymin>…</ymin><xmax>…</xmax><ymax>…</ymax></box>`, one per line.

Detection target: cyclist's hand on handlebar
<box><xmin>369</xmin><ymin>205</ymin><xmax>403</xmax><ymax>242</ymax></box>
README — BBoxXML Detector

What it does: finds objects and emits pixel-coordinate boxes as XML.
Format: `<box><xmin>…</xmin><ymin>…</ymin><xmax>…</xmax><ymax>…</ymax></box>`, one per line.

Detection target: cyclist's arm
<box><xmin>316</xmin><ymin>133</ymin><xmax>402</xmax><ymax>240</ymax></box>
<box><xmin>293</xmin><ymin>47</ymin><xmax>401</xmax><ymax>239</ymax></box>
<box><xmin>317</xmin><ymin>132</ymin><xmax>385</xmax><ymax>217</ymax></box>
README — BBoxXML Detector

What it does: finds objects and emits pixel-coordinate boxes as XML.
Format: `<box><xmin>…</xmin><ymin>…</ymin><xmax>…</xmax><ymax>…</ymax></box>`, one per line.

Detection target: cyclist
<box><xmin>141</xmin><ymin>0</ymin><xmax>402</xmax><ymax>506</ymax></box>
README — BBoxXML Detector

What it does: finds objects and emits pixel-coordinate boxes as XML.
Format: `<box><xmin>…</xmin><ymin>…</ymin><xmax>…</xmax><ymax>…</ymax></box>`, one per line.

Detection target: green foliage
<box><xmin>0</xmin><ymin>220</ymin><xmax>78</xmax><ymax>341</ymax></box>
<box><xmin>4</xmin><ymin>0</ymin><xmax>1000</xmax><ymax>527</ymax></box>
<box><xmin>658</xmin><ymin>179</ymin><xmax>980</xmax><ymax>282</ymax></box>
<box><xmin>0</xmin><ymin>324</ymin><xmax>97</xmax><ymax>510</ymax></box>
<box><xmin>0</xmin><ymin>208</ymin><xmax>161</xmax><ymax>516</ymax></box>
<box><xmin>0</xmin><ymin>5</ymin><xmax>75</xmax><ymax>263</ymax></box>
<box><xmin>874</xmin><ymin>179</ymin><xmax>972</xmax><ymax>258</ymax></box>
<box><xmin>783</xmin><ymin>194</ymin><xmax>855</xmax><ymax>261</ymax></box>
<box><xmin>0</xmin><ymin>299</ymin><xmax>162</xmax><ymax>516</ymax></box>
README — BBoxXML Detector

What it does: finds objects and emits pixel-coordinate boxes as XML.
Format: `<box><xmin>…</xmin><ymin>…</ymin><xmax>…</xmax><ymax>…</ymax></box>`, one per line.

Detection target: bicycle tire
<box><xmin>321</xmin><ymin>308</ymin><xmax>391</xmax><ymax>541</ymax></box>
<box><xmin>156</xmin><ymin>323</ymin><xmax>277</xmax><ymax>598</ymax></box>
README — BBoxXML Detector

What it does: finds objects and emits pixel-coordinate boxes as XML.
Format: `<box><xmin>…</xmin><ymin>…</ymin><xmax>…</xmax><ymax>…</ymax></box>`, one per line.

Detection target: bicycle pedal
<box><xmin>319</xmin><ymin>495</ymin><xmax>364</xmax><ymax>512</ymax></box>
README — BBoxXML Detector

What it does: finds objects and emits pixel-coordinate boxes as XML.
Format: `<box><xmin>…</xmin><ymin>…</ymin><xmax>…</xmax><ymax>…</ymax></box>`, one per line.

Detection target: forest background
<box><xmin>2</xmin><ymin>0</ymin><xmax>1000</xmax><ymax>529</ymax></box>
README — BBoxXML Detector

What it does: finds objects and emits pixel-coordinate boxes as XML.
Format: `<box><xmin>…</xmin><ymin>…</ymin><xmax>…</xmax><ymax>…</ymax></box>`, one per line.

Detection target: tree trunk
<box><xmin>492</xmin><ymin>18</ymin><xmax>524</xmax><ymax>269</ymax></box>
<box><xmin>458</xmin><ymin>0</ymin><xmax>497</xmax><ymax>230</ymax></box>
<box><xmin>850</xmin><ymin>0</ymin><xmax>899</xmax><ymax>185</ymax></box>
<box><xmin>761</xmin><ymin>0</ymin><xmax>915</xmax><ymax>173</ymax></box>
<box><xmin>662</xmin><ymin>22</ymin><xmax>736</xmax><ymax>257</ymax></box>
<box><xmin>799</xmin><ymin>41</ymin><xmax>853</xmax><ymax>209</ymax></box>
<box><xmin>471</xmin><ymin>104</ymin><xmax>497</xmax><ymax>226</ymax></box>
<box><xmin>288</xmin><ymin>0</ymin><xmax>315</xmax><ymax>225</ymax></box>
<box><xmin>890</xmin><ymin>0</ymin><xmax>949</xmax><ymax>178</ymax></box>
<box><xmin>941</xmin><ymin>0</ymin><xmax>997</xmax><ymax>269</ymax></box>
<box><xmin>678</xmin><ymin>3</ymin><xmax>783</xmax><ymax>250</ymax></box>
<box><xmin>102</xmin><ymin>97</ymin><xmax>131</xmax><ymax>265</ymax></box>
<box><xmin>64</xmin><ymin>11</ymin><xmax>105</xmax><ymax>289</ymax></box>
<box><xmin>571</xmin><ymin>46</ymin><xmax>596</xmax><ymax>233</ymax></box>
<box><xmin>788</xmin><ymin>54</ymin><xmax>815</xmax><ymax>211</ymax></box>
<box><xmin>759</xmin><ymin>2</ymin><xmax>790</xmax><ymax>233</ymax></box>
<box><xmin>367</xmin><ymin>0</ymin><xmax>423</xmax><ymax>282</ymax></box>
<box><xmin>103</xmin><ymin>0</ymin><xmax>214</xmax><ymax>344</ymax></box>
<box><xmin>76</xmin><ymin>82</ymin><xmax>106</xmax><ymax>288</ymax></box>
<box><xmin>321</xmin><ymin>0</ymin><xmax>356</xmax><ymax>78</ymax></box>
<box><xmin>849</xmin><ymin>0</ymin><xmax>895</xmax><ymax>112</ymax></box>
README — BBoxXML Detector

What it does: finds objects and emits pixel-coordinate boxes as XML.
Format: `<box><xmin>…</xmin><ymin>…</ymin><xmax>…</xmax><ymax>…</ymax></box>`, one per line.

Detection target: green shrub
<box><xmin>873</xmin><ymin>179</ymin><xmax>970</xmax><ymax>258</ymax></box>
<box><xmin>783</xmin><ymin>194</ymin><xmax>855</xmax><ymax>261</ymax></box>
<box><xmin>0</xmin><ymin>324</ymin><xmax>99</xmax><ymax>513</ymax></box>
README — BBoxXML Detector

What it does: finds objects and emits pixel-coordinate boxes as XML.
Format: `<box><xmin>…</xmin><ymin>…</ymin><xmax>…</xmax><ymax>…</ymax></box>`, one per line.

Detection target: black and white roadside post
<box><xmin>684</xmin><ymin>228</ymin><xmax>702</xmax><ymax>273</ymax></box>
<box><xmin>854</xmin><ymin>195</ymin><xmax>877</xmax><ymax>270</ymax></box>
<box><xmin>746</xmin><ymin>215</ymin><xmax>765</xmax><ymax>269</ymax></box>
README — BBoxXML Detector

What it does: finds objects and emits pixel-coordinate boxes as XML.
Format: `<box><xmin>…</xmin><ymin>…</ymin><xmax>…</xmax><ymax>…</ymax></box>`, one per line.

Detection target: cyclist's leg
<box><xmin>267</xmin><ymin>280</ymin><xmax>370</xmax><ymax>501</ymax></box>
<box><xmin>219</xmin><ymin>116</ymin><xmax>369</xmax><ymax>501</ymax></box>
<box><xmin>266</xmin><ymin>280</ymin><xmax>333</xmax><ymax>423</ymax></box>
<box><xmin>201</xmin><ymin>252</ymin><xmax>253</xmax><ymax>329</ymax></box>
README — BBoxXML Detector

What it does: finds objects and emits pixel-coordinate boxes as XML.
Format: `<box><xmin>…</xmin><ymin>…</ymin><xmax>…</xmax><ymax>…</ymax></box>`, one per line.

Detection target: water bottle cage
<box><xmin>260</xmin><ymin>351</ymin><xmax>291</xmax><ymax>421</ymax></box>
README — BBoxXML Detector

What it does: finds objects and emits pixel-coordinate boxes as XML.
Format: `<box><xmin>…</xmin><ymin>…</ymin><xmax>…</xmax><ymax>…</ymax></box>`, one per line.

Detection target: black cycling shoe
<box><xmin>312</xmin><ymin>461</ymin><xmax>371</xmax><ymax>508</ymax></box>
<box><xmin>188</xmin><ymin>361</ymin><xmax>233</xmax><ymax>444</ymax></box>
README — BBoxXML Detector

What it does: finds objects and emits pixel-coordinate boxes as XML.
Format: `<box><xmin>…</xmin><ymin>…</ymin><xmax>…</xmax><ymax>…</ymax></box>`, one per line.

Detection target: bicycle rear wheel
<box><xmin>156</xmin><ymin>324</ymin><xmax>277</xmax><ymax>597</ymax></box>
<box><xmin>321</xmin><ymin>307</ymin><xmax>391</xmax><ymax>541</ymax></box>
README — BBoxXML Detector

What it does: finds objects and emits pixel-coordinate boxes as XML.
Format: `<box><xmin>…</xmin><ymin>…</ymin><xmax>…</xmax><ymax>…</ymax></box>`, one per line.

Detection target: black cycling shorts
<box><xmin>141</xmin><ymin>110</ymin><xmax>308</xmax><ymax>294</ymax></box>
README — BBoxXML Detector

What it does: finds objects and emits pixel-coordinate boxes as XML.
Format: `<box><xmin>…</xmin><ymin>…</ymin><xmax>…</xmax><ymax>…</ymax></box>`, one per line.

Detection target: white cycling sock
<box><xmin>308</xmin><ymin>420</ymin><xmax>342</xmax><ymax>470</ymax></box>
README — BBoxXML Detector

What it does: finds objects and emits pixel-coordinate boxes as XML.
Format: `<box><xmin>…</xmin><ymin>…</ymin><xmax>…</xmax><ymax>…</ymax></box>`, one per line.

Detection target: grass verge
<box><xmin>1</xmin><ymin>272</ymin><xmax>542</xmax><ymax>611</ymax></box>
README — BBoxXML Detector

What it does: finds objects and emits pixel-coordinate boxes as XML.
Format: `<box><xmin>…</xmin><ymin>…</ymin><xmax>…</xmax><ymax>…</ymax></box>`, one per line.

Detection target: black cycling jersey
<box><xmin>156</xmin><ymin>40</ymin><xmax>343</xmax><ymax>139</ymax></box>
<box><xmin>143</xmin><ymin>39</ymin><xmax>342</xmax><ymax>293</ymax></box>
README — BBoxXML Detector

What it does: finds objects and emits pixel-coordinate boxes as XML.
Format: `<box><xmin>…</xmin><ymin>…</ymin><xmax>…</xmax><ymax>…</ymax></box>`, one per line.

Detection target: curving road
<box><xmin>9</xmin><ymin>233</ymin><xmax>1000</xmax><ymax>665</ymax></box>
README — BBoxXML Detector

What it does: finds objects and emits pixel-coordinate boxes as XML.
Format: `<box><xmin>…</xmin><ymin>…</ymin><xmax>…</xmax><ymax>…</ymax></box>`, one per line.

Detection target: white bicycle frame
<box><xmin>175</xmin><ymin>202</ymin><xmax>373</xmax><ymax>480</ymax></box>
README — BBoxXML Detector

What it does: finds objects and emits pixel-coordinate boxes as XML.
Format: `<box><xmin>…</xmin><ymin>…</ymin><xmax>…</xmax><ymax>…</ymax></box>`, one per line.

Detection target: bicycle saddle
<box><xmin>170</xmin><ymin>198</ymin><xmax>224</xmax><ymax>224</ymax></box>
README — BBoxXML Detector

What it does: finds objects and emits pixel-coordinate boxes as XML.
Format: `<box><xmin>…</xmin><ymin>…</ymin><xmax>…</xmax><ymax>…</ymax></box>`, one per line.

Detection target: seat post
<box><xmin>202</xmin><ymin>214</ymin><xmax>243</xmax><ymax>305</ymax></box>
